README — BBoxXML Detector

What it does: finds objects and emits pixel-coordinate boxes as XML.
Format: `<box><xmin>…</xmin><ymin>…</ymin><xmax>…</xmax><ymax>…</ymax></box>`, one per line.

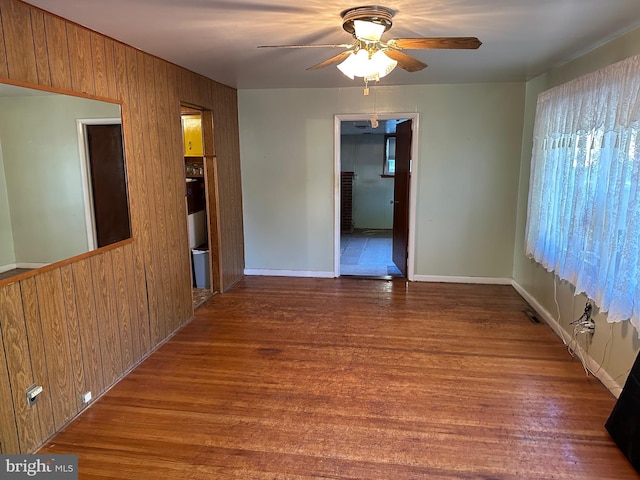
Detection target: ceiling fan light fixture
<box><xmin>337</xmin><ymin>49</ymin><xmax>397</xmax><ymax>81</ymax></box>
<box><xmin>353</xmin><ymin>20</ymin><xmax>386</xmax><ymax>42</ymax></box>
<box><xmin>368</xmin><ymin>50</ymin><xmax>397</xmax><ymax>79</ymax></box>
<box><xmin>337</xmin><ymin>50</ymin><xmax>367</xmax><ymax>79</ymax></box>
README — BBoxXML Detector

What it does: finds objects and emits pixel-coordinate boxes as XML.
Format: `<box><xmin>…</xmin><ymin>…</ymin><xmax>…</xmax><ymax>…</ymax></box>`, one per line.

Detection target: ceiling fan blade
<box><xmin>384</xmin><ymin>50</ymin><xmax>427</xmax><ymax>72</ymax></box>
<box><xmin>258</xmin><ymin>44</ymin><xmax>353</xmax><ymax>49</ymax></box>
<box><xmin>307</xmin><ymin>51</ymin><xmax>353</xmax><ymax>70</ymax></box>
<box><xmin>391</xmin><ymin>37</ymin><xmax>482</xmax><ymax>50</ymax></box>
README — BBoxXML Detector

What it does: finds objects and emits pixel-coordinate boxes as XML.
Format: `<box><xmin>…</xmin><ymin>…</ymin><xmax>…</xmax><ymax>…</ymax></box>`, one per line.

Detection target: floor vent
<box><xmin>524</xmin><ymin>309</ymin><xmax>542</xmax><ymax>324</ymax></box>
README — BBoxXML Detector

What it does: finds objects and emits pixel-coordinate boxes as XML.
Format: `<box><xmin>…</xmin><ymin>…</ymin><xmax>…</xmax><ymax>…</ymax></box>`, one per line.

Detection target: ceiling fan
<box><xmin>258</xmin><ymin>5</ymin><xmax>481</xmax><ymax>85</ymax></box>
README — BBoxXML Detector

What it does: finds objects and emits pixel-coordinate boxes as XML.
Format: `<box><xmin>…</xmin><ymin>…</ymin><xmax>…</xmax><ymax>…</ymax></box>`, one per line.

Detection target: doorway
<box><xmin>180</xmin><ymin>105</ymin><xmax>221</xmax><ymax>309</ymax></box>
<box><xmin>334</xmin><ymin>113</ymin><xmax>418</xmax><ymax>280</ymax></box>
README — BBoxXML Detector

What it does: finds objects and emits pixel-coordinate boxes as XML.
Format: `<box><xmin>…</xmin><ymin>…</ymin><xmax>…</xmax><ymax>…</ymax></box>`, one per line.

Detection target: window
<box><xmin>383</xmin><ymin>134</ymin><xmax>396</xmax><ymax>176</ymax></box>
<box><xmin>526</xmin><ymin>53</ymin><xmax>640</xmax><ymax>330</ymax></box>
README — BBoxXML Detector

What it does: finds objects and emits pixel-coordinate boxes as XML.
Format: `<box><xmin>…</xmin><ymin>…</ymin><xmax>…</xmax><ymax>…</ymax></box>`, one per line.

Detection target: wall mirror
<box><xmin>0</xmin><ymin>81</ymin><xmax>131</xmax><ymax>281</ymax></box>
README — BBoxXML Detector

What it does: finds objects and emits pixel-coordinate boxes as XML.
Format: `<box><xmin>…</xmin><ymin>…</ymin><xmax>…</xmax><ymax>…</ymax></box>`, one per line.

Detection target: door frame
<box><xmin>333</xmin><ymin>113</ymin><xmax>419</xmax><ymax>280</ymax></box>
<box><xmin>180</xmin><ymin>105</ymin><xmax>222</xmax><ymax>295</ymax></box>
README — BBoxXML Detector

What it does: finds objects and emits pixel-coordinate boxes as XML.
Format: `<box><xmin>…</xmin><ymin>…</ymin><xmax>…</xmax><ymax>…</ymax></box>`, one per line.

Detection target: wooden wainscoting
<box><xmin>0</xmin><ymin>0</ymin><xmax>244</xmax><ymax>454</ymax></box>
<box><xmin>38</xmin><ymin>277</ymin><xmax>636</xmax><ymax>479</ymax></box>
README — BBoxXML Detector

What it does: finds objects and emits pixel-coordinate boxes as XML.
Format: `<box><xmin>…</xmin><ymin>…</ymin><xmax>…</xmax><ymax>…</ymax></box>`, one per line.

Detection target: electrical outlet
<box><xmin>26</xmin><ymin>384</ymin><xmax>43</xmax><ymax>406</ymax></box>
<box><xmin>82</xmin><ymin>391</ymin><xmax>92</xmax><ymax>404</ymax></box>
<box><xmin>571</xmin><ymin>301</ymin><xmax>596</xmax><ymax>335</ymax></box>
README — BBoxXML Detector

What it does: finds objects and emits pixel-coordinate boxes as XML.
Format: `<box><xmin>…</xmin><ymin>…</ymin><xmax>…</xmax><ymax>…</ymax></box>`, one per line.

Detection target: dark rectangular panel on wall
<box><xmin>0</xmin><ymin>0</ymin><xmax>245</xmax><ymax>454</ymax></box>
<box><xmin>341</xmin><ymin>172</ymin><xmax>355</xmax><ymax>233</ymax></box>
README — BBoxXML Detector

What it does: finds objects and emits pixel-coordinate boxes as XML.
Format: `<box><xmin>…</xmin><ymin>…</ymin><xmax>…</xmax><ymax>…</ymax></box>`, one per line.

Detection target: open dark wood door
<box><xmin>86</xmin><ymin>124</ymin><xmax>131</xmax><ymax>248</ymax></box>
<box><xmin>392</xmin><ymin>119</ymin><xmax>412</xmax><ymax>276</ymax></box>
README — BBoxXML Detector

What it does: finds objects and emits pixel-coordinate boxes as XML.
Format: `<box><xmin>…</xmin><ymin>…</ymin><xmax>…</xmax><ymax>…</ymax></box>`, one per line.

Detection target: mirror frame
<box><xmin>0</xmin><ymin>78</ymin><xmax>133</xmax><ymax>288</ymax></box>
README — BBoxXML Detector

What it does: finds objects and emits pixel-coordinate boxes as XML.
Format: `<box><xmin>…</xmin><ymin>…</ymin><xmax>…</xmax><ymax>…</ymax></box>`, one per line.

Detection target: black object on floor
<box><xmin>605</xmin><ymin>351</ymin><xmax>640</xmax><ymax>473</ymax></box>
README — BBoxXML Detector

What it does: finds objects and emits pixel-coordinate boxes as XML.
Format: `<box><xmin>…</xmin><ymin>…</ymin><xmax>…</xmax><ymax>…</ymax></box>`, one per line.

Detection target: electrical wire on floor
<box><xmin>613</xmin><ymin>366</ymin><xmax>633</xmax><ymax>384</ymax></box>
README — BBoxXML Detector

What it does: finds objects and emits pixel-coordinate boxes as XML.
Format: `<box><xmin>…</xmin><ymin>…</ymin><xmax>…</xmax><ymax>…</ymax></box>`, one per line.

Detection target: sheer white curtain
<box><xmin>526</xmin><ymin>54</ymin><xmax>640</xmax><ymax>330</ymax></box>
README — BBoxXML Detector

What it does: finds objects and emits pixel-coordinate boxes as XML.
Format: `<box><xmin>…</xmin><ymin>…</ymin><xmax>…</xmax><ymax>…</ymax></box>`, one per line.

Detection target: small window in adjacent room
<box><xmin>383</xmin><ymin>134</ymin><xmax>396</xmax><ymax>177</ymax></box>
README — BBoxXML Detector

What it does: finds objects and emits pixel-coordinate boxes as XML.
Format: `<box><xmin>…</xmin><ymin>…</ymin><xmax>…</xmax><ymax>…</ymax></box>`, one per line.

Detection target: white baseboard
<box><xmin>413</xmin><ymin>275</ymin><xmax>513</xmax><ymax>285</ymax></box>
<box><xmin>0</xmin><ymin>263</ymin><xmax>17</xmax><ymax>274</ymax></box>
<box><xmin>511</xmin><ymin>279</ymin><xmax>622</xmax><ymax>398</ymax></box>
<box><xmin>244</xmin><ymin>269</ymin><xmax>335</xmax><ymax>278</ymax></box>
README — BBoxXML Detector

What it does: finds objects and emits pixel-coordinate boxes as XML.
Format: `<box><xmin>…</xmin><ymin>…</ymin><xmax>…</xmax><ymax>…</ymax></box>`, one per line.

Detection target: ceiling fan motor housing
<box><xmin>341</xmin><ymin>5</ymin><xmax>395</xmax><ymax>36</ymax></box>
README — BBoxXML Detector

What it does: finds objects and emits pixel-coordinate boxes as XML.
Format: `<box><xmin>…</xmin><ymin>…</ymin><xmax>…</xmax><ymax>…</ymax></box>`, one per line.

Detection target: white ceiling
<box><xmin>22</xmin><ymin>0</ymin><xmax>640</xmax><ymax>90</ymax></box>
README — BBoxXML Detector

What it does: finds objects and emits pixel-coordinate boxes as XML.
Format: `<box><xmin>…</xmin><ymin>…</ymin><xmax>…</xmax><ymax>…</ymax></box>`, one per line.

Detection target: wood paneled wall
<box><xmin>0</xmin><ymin>0</ymin><xmax>244</xmax><ymax>454</ymax></box>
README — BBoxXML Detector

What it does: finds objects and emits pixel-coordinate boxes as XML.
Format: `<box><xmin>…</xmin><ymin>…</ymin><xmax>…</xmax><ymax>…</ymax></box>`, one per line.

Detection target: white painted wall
<box><xmin>341</xmin><ymin>134</ymin><xmax>393</xmax><ymax>229</ymax></box>
<box><xmin>513</xmin><ymin>26</ymin><xmax>640</xmax><ymax>391</ymax></box>
<box><xmin>0</xmin><ymin>94</ymin><xmax>121</xmax><ymax>264</ymax></box>
<box><xmin>0</xmin><ymin>143</ymin><xmax>15</xmax><ymax>268</ymax></box>
<box><xmin>239</xmin><ymin>82</ymin><xmax>525</xmax><ymax>277</ymax></box>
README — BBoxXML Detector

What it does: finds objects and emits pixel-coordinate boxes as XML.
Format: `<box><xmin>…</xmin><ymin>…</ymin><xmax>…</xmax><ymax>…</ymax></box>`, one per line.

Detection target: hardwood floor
<box><xmin>0</xmin><ymin>267</ymin><xmax>32</xmax><ymax>282</ymax></box>
<box><xmin>39</xmin><ymin>277</ymin><xmax>637</xmax><ymax>479</ymax></box>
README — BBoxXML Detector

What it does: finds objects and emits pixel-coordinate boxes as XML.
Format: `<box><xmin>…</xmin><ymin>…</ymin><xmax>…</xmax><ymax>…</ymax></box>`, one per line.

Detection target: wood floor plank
<box><xmin>38</xmin><ymin>277</ymin><xmax>637</xmax><ymax>479</ymax></box>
